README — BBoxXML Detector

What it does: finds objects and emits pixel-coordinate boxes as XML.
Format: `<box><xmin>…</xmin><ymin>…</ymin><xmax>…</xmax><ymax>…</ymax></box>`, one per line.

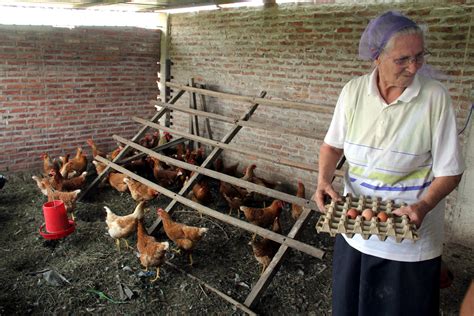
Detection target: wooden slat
<box><xmin>113</xmin><ymin>134</ymin><xmax>319</xmax><ymax>210</ymax></box>
<box><xmin>165</xmin><ymin>262</ymin><xmax>257</xmax><ymax>316</ymax></box>
<box><xmin>94</xmin><ymin>156</ymin><xmax>325</xmax><ymax>259</ymax></box>
<box><xmin>244</xmin><ymin>207</ymin><xmax>313</xmax><ymax>308</ymax></box>
<box><xmin>197</xmin><ymin>83</ymin><xmax>214</xmax><ymax>140</ymax></box>
<box><xmin>133</xmin><ymin>116</ymin><xmax>325</xmax><ymax>174</ymax></box>
<box><xmin>152</xmin><ymin>100</ymin><xmax>324</xmax><ymax>140</ymax></box>
<box><xmin>166</xmin><ymin>81</ymin><xmax>334</xmax><ymax>114</ymax></box>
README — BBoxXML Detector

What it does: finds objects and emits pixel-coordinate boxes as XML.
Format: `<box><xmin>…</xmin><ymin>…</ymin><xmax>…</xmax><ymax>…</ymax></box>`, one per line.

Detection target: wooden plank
<box><xmin>133</xmin><ymin>116</ymin><xmax>344</xmax><ymax>177</ymax></box>
<box><xmin>188</xmin><ymin>78</ymin><xmax>196</xmax><ymax>150</ymax></box>
<box><xmin>165</xmin><ymin>261</ymin><xmax>257</xmax><ymax>316</ymax></box>
<box><xmin>116</xmin><ymin>137</ymin><xmax>186</xmax><ymax>164</ymax></box>
<box><xmin>113</xmin><ymin>135</ymin><xmax>320</xmax><ymax>211</ymax></box>
<box><xmin>78</xmin><ymin>89</ymin><xmax>185</xmax><ymax>201</ymax></box>
<box><xmin>244</xmin><ymin>207</ymin><xmax>313</xmax><ymax>308</ymax></box>
<box><xmin>166</xmin><ymin>81</ymin><xmax>334</xmax><ymax>114</ymax></box>
<box><xmin>148</xmin><ymin>91</ymin><xmax>268</xmax><ymax>234</ymax></box>
<box><xmin>152</xmin><ymin>100</ymin><xmax>323</xmax><ymax>140</ymax></box>
<box><xmin>94</xmin><ymin>156</ymin><xmax>325</xmax><ymax>259</ymax></box>
<box><xmin>197</xmin><ymin>83</ymin><xmax>213</xmax><ymax>140</ymax></box>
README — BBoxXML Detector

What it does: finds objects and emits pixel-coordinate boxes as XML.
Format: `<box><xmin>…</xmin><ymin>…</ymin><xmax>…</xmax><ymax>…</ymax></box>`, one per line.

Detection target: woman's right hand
<box><xmin>313</xmin><ymin>181</ymin><xmax>341</xmax><ymax>213</ymax></box>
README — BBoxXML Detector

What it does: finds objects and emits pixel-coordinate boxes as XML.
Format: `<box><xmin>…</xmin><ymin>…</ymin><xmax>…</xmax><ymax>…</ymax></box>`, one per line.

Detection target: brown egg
<box><xmin>361</xmin><ymin>208</ymin><xmax>374</xmax><ymax>221</ymax></box>
<box><xmin>346</xmin><ymin>208</ymin><xmax>359</xmax><ymax>219</ymax></box>
<box><xmin>377</xmin><ymin>211</ymin><xmax>389</xmax><ymax>222</ymax></box>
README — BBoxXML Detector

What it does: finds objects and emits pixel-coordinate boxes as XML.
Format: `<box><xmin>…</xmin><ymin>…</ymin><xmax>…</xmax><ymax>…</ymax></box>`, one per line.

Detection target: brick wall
<box><xmin>168</xmin><ymin>3</ymin><xmax>473</xmax><ymax>197</ymax></box>
<box><xmin>0</xmin><ymin>25</ymin><xmax>160</xmax><ymax>172</ymax></box>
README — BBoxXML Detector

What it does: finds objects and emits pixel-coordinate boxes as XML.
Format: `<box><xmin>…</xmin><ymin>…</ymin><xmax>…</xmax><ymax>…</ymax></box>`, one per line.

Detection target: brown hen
<box><xmin>123</xmin><ymin>177</ymin><xmax>159</xmax><ymax>203</ymax></box>
<box><xmin>291</xmin><ymin>180</ymin><xmax>305</xmax><ymax>220</ymax></box>
<box><xmin>157</xmin><ymin>208</ymin><xmax>208</xmax><ymax>266</ymax></box>
<box><xmin>137</xmin><ymin>219</ymin><xmax>169</xmax><ymax>282</ymax></box>
<box><xmin>249</xmin><ymin>216</ymin><xmax>282</xmax><ymax>274</ymax></box>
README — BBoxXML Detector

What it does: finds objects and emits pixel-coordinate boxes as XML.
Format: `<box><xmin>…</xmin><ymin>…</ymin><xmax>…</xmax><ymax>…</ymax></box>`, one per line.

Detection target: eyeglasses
<box><xmin>392</xmin><ymin>50</ymin><xmax>431</xmax><ymax>67</ymax></box>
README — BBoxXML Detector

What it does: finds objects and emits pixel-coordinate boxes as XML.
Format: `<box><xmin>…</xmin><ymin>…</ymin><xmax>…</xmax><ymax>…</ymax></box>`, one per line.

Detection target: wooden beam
<box><xmin>93</xmin><ymin>156</ymin><xmax>325</xmax><ymax>259</ymax></box>
<box><xmin>166</xmin><ymin>81</ymin><xmax>334</xmax><ymax>114</ymax></box>
<box><xmin>196</xmin><ymin>83</ymin><xmax>213</xmax><ymax>140</ymax></box>
<box><xmin>244</xmin><ymin>207</ymin><xmax>313</xmax><ymax>308</ymax></box>
<box><xmin>152</xmin><ymin>100</ymin><xmax>325</xmax><ymax>140</ymax></box>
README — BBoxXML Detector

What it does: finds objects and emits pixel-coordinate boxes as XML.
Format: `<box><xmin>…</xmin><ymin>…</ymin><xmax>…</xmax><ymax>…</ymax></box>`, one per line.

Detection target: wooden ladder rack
<box><xmin>82</xmin><ymin>80</ymin><xmax>342</xmax><ymax>314</ymax></box>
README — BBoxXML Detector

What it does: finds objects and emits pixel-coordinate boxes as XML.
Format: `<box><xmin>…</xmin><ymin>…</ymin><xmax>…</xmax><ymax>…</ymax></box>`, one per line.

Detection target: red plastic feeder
<box><xmin>39</xmin><ymin>200</ymin><xmax>75</xmax><ymax>240</ymax></box>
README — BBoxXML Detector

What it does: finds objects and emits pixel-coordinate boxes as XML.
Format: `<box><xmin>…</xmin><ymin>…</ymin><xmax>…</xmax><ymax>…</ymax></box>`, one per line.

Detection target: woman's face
<box><xmin>376</xmin><ymin>33</ymin><xmax>425</xmax><ymax>89</ymax></box>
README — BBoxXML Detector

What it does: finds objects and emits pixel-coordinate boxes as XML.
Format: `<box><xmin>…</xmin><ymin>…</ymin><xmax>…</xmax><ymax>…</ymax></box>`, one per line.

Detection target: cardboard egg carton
<box><xmin>315</xmin><ymin>193</ymin><xmax>419</xmax><ymax>243</ymax></box>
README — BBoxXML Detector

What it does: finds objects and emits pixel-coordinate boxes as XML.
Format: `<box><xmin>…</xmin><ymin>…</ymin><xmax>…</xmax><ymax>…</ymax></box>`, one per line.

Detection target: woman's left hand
<box><xmin>392</xmin><ymin>200</ymin><xmax>431</xmax><ymax>228</ymax></box>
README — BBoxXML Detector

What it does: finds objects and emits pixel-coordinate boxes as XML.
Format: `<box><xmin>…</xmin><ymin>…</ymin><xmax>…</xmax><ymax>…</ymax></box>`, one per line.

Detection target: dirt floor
<box><xmin>0</xmin><ymin>170</ymin><xmax>473</xmax><ymax>315</ymax></box>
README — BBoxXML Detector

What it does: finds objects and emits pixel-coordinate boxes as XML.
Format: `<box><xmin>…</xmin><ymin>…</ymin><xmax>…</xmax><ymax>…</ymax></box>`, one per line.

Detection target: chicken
<box><xmin>49</xmin><ymin>169</ymin><xmax>87</xmax><ymax>191</ymax></box>
<box><xmin>189</xmin><ymin>177</ymin><xmax>211</xmax><ymax>205</ymax></box>
<box><xmin>47</xmin><ymin>187</ymin><xmax>81</xmax><ymax>220</ymax></box>
<box><xmin>137</xmin><ymin>219</ymin><xmax>169</xmax><ymax>282</ymax></box>
<box><xmin>242</xmin><ymin>164</ymin><xmax>279</xmax><ymax>189</ymax></box>
<box><xmin>158</xmin><ymin>131</ymin><xmax>172</xmax><ymax>147</ymax></box>
<box><xmin>149</xmin><ymin>156</ymin><xmax>183</xmax><ymax>187</ymax></box>
<box><xmin>40</xmin><ymin>153</ymin><xmax>59</xmax><ymax>176</ymax></box>
<box><xmin>291</xmin><ymin>180</ymin><xmax>305</xmax><ymax>220</ymax></box>
<box><xmin>157</xmin><ymin>208</ymin><xmax>208</xmax><ymax>266</ymax></box>
<box><xmin>86</xmin><ymin>138</ymin><xmax>106</xmax><ymax>158</ymax></box>
<box><xmin>60</xmin><ymin>147</ymin><xmax>88</xmax><ymax>178</ymax></box>
<box><xmin>92</xmin><ymin>161</ymin><xmax>128</xmax><ymax>193</ymax></box>
<box><xmin>32</xmin><ymin>175</ymin><xmax>50</xmax><ymax>196</ymax></box>
<box><xmin>106</xmin><ymin>144</ymin><xmax>123</xmax><ymax>161</ymax></box>
<box><xmin>249</xmin><ymin>216</ymin><xmax>282</xmax><ymax>274</ymax></box>
<box><xmin>219</xmin><ymin>181</ymin><xmax>249</xmax><ymax>216</ymax></box>
<box><xmin>240</xmin><ymin>199</ymin><xmax>285</xmax><ymax>239</ymax></box>
<box><xmin>123</xmin><ymin>177</ymin><xmax>159</xmax><ymax>203</ymax></box>
<box><xmin>139</xmin><ymin>133</ymin><xmax>154</xmax><ymax>149</ymax></box>
<box><xmin>104</xmin><ymin>201</ymin><xmax>146</xmax><ymax>251</ymax></box>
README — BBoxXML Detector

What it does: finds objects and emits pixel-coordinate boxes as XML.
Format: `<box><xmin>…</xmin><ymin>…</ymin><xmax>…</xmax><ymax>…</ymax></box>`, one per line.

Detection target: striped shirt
<box><xmin>324</xmin><ymin>69</ymin><xmax>465</xmax><ymax>262</ymax></box>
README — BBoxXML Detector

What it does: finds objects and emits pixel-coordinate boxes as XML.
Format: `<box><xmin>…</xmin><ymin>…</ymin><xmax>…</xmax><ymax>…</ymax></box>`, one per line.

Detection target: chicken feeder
<box><xmin>40</xmin><ymin>200</ymin><xmax>75</xmax><ymax>240</ymax></box>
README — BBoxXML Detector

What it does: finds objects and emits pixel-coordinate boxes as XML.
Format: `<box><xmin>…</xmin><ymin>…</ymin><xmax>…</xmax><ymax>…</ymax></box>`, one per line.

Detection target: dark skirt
<box><xmin>332</xmin><ymin>235</ymin><xmax>440</xmax><ymax>316</ymax></box>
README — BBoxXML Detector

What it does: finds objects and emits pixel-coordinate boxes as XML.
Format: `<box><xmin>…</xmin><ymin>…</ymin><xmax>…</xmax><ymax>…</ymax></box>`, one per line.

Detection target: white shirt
<box><xmin>324</xmin><ymin>69</ymin><xmax>465</xmax><ymax>262</ymax></box>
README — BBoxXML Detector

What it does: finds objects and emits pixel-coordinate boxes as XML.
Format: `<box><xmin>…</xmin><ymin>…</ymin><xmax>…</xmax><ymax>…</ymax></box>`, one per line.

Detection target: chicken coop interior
<box><xmin>0</xmin><ymin>0</ymin><xmax>473</xmax><ymax>315</ymax></box>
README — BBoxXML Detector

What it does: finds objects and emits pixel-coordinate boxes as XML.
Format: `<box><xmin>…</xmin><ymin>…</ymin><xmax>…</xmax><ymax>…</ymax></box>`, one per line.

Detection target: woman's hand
<box><xmin>313</xmin><ymin>181</ymin><xmax>341</xmax><ymax>213</ymax></box>
<box><xmin>392</xmin><ymin>200</ymin><xmax>431</xmax><ymax>228</ymax></box>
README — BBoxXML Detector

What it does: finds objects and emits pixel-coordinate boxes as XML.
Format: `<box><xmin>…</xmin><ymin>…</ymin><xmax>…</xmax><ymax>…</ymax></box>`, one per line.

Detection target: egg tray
<box><xmin>315</xmin><ymin>194</ymin><xmax>419</xmax><ymax>243</ymax></box>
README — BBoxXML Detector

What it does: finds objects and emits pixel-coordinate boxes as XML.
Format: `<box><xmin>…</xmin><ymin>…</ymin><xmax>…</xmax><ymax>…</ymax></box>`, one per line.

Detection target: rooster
<box><xmin>123</xmin><ymin>177</ymin><xmax>159</xmax><ymax>202</ymax></box>
<box><xmin>104</xmin><ymin>202</ymin><xmax>146</xmax><ymax>251</ymax></box>
<box><xmin>249</xmin><ymin>216</ymin><xmax>282</xmax><ymax>274</ymax></box>
<box><xmin>291</xmin><ymin>179</ymin><xmax>305</xmax><ymax>220</ymax></box>
<box><xmin>240</xmin><ymin>199</ymin><xmax>285</xmax><ymax>240</ymax></box>
<box><xmin>137</xmin><ymin>219</ymin><xmax>169</xmax><ymax>282</ymax></box>
<box><xmin>157</xmin><ymin>208</ymin><xmax>208</xmax><ymax>266</ymax></box>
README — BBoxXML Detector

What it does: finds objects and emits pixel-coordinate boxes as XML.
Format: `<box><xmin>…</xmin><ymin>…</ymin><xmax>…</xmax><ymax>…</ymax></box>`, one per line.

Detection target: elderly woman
<box><xmin>313</xmin><ymin>11</ymin><xmax>465</xmax><ymax>315</ymax></box>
